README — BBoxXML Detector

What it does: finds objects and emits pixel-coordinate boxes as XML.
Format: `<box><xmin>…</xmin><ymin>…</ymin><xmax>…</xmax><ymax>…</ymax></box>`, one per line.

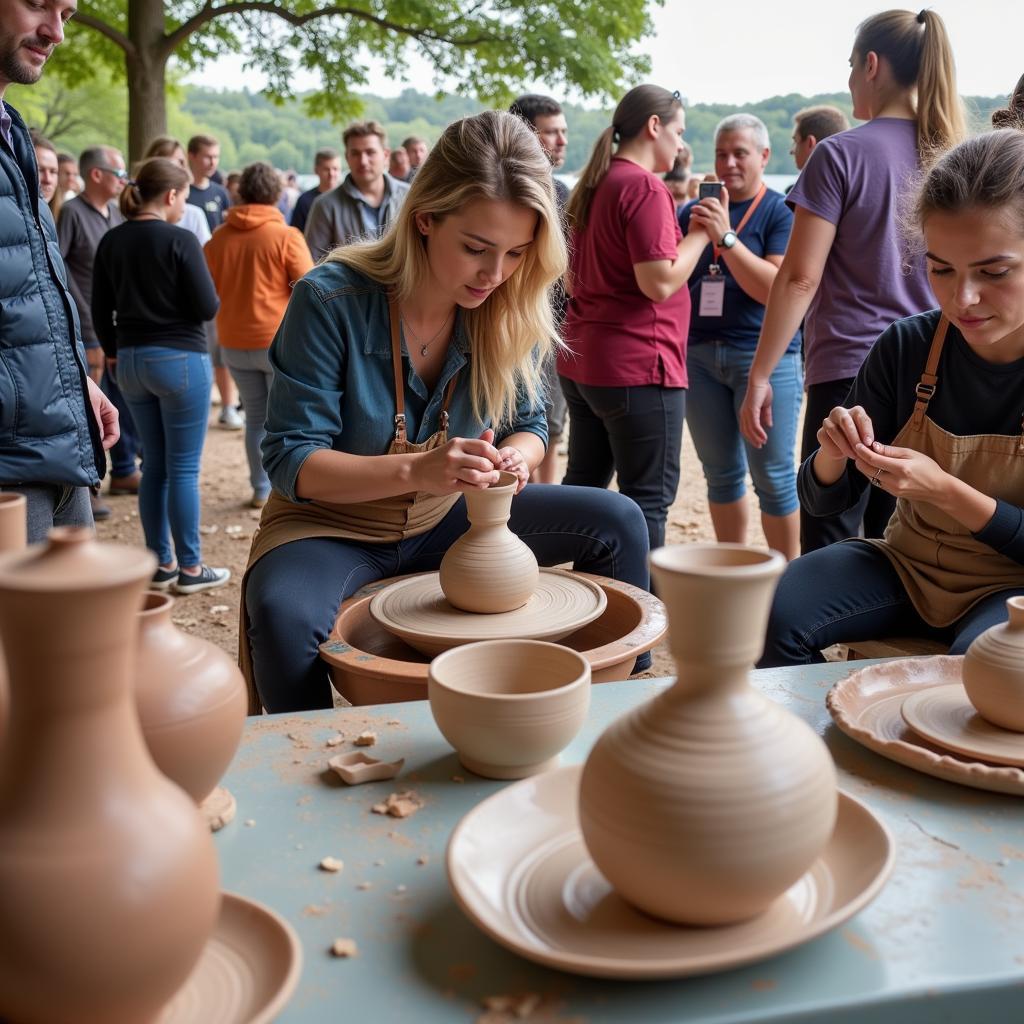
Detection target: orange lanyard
<box><xmin>711</xmin><ymin>183</ymin><xmax>768</xmax><ymax>266</ymax></box>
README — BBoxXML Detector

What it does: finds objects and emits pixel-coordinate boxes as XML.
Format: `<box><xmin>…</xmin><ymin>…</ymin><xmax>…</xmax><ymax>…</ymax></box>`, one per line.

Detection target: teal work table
<box><xmin>216</xmin><ymin>662</ymin><xmax>1024</xmax><ymax>1023</ymax></box>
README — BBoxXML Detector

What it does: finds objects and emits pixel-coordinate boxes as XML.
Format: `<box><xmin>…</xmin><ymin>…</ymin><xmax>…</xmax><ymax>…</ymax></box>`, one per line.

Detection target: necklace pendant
<box><xmin>420</xmin><ymin>344</ymin><xmax>428</xmax><ymax>357</ymax></box>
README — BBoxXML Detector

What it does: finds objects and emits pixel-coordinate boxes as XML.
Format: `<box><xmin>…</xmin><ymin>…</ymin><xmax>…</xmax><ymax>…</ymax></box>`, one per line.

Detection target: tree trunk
<box><xmin>125</xmin><ymin>0</ymin><xmax>169</xmax><ymax>164</ymax></box>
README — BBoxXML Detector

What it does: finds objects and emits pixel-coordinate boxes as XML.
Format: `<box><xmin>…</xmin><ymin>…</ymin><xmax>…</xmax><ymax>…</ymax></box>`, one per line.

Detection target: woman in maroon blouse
<box><xmin>558</xmin><ymin>85</ymin><xmax>708</xmax><ymax>550</ymax></box>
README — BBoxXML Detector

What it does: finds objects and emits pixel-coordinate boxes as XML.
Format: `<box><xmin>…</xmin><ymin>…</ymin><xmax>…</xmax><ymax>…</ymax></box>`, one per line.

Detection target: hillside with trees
<box><xmin>8</xmin><ymin>80</ymin><xmax>1007</xmax><ymax>176</ymax></box>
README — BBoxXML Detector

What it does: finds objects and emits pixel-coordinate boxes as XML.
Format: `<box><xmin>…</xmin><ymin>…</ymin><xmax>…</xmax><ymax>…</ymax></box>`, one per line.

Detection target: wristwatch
<box><xmin>719</xmin><ymin>230</ymin><xmax>738</xmax><ymax>250</ymax></box>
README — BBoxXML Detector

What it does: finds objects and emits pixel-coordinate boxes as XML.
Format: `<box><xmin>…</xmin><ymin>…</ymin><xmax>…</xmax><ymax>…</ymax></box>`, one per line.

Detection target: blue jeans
<box><xmin>117</xmin><ymin>346</ymin><xmax>212</xmax><ymax>567</ymax></box>
<box><xmin>760</xmin><ymin>540</ymin><xmax>1024</xmax><ymax>666</ymax></box>
<box><xmin>560</xmin><ymin>377</ymin><xmax>685</xmax><ymax>552</ymax></box>
<box><xmin>686</xmin><ymin>343</ymin><xmax>802</xmax><ymax>517</ymax></box>
<box><xmin>222</xmin><ymin>347</ymin><xmax>271</xmax><ymax>498</ymax></box>
<box><xmin>102</xmin><ymin>364</ymin><xmax>142</xmax><ymax>479</ymax></box>
<box><xmin>246</xmin><ymin>484</ymin><xmax>651</xmax><ymax>712</ymax></box>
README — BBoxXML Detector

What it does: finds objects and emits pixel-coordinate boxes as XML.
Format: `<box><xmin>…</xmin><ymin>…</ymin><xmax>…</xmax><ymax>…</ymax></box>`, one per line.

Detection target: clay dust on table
<box><xmin>95</xmin><ymin>410</ymin><xmax>771</xmax><ymax>681</ymax></box>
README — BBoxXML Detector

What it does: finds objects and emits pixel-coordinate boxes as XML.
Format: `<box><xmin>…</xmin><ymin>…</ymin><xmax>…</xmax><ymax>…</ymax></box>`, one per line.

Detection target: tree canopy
<box><xmin>50</xmin><ymin>0</ymin><xmax>657</xmax><ymax>160</ymax></box>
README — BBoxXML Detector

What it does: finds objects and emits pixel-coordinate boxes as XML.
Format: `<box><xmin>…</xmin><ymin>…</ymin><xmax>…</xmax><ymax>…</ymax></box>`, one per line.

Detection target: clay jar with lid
<box><xmin>136</xmin><ymin>591</ymin><xmax>247</xmax><ymax>805</ymax></box>
<box><xmin>0</xmin><ymin>530</ymin><xmax>220</xmax><ymax>1024</ymax></box>
<box><xmin>578</xmin><ymin>544</ymin><xmax>838</xmax><ymax>926</ymax></box>
<box><xmin>439</xmin><ymin>471</ymin><xmax>539</xmax><ymax>613</ymax></box>
<box><xmin>962</xmin><ymin>595</ymin><xmax>1024</xmax><ymax>731</ymax></box>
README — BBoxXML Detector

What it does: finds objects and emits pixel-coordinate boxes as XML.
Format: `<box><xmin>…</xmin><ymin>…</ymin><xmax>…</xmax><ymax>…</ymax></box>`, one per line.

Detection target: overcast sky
<box><xmin>186</xmin><ymin>1</ymin><xmax>1021</xmax><ymax>106</ymax></box>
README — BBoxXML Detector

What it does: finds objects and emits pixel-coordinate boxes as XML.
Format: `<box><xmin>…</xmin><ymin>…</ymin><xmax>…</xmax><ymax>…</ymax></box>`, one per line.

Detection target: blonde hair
<box><xmin>853</xmin><ymin>8</ymin><xmax>966</xmax><ymax>161</ymax></box>
<box><xmin>328</xmin><ymin>110</ymin><xmax>566</xmax><ymax>430</ymax></box>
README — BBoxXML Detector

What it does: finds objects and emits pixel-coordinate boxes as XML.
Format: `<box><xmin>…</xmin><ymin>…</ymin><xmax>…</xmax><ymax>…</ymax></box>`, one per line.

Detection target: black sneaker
<box><xmin>150</xmin><ymin>565</ymin><xmax>179</xmax><ymax>591</ymax></box>
<box><xmin>173</xmin><ymin>565</ymin><xmax>231</xmax><ymax>595</ymax></box>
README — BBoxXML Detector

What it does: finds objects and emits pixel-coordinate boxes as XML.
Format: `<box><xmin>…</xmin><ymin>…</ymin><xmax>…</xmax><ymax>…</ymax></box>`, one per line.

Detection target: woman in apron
<box><xmin>761</xmin><ymin>125</ymin><xmax>1024</xmax><ymax>666</ymax></box>
<box><xmin>243</xmin><ymin>111</ymin><xmax>651</xmax><ymax>712</ymax></box>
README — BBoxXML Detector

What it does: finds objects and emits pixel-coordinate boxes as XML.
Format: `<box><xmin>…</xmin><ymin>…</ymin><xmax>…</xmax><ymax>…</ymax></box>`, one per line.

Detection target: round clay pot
<box><xmin>439</xmin><ymin>471</ymin><xmax>539</xmax><ymax>613</ymax></box>
<box><xmin>136</xmin><ymin>592</ymin><xmax>248</xmax><ymax>803</ymax></box>
<box><xmin>319</xmin><ymin>572</ymin><xmax>666</xmax><ymax>705</ymax></box>
<box><xmin>0</xmin><ymin>529</ymin><xmax>220</xmax><ymax>1024</ymax></box>
<box><xmin>962</xmin><ymin>595</ymin><xmax>1024</xmax><ymax>731</ymax></box>
<box><xmin>579</xmin><ymin>544</ymin><xmax>838</xmax><ymax>927</ymax></box>
<box><xmin>428</xmin><ymin>639</ymin><xmax>590</xmax><ymax>779</ymax></box>
<box><xmin>0</xmin><ymin>492</ymin><xmax>26</xmax><ymax>741</ymax></box>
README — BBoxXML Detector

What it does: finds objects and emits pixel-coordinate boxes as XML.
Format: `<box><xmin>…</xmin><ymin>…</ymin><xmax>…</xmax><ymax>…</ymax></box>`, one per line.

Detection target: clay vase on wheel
<box><xmin>439</xmin><ymin>470</ymin><xmax>539</xmax><ymax>613</ymax></box>
<box><xmin>962</xmin><ymin>595</ymin><xmax>1024</xmax><ymax>731</ymax></box>
<box><xmin>0</xmin><ymin>529</ymin><xmax>220</xmax><ymax>1024</ymax></box>
<box><xmin>135</xmin><ymin>592</ymin><xmax>248</xmax><ymax>813</ymax></box>
<box><xmin>578</xmin><ymin>544</ymin><xmax>838</xmax><ymax>926</ymax></box>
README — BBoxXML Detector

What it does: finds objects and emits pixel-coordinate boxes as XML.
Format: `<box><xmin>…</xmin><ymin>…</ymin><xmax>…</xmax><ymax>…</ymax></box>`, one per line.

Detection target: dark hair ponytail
<box><xmin>566</xmin><ymin>84</ymin><xmax>682</xmax><ymax>231</ymax></box>
<box><xmin>119</xmin><ymin>157</ymin><xmax>189</xmax><ymax>219</ymax></box>
<box><xmin>853</xmin><ymin>8</ymin><xmax>966</xmax><ymax>161</ymax></box>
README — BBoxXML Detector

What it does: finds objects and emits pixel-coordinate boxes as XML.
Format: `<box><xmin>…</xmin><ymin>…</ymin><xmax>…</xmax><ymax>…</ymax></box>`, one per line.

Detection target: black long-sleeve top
<box><xmin>92</xmin><ymin>219</ymin><xmax>219</xmax><ymax>358</ymax></box>
<box><xmin>799</xmin><ymin>309</ymin><xmax>1024</xmax><ymax>565</ymax></box>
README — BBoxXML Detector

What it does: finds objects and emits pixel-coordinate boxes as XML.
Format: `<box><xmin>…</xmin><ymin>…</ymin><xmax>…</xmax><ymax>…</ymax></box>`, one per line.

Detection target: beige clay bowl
<box><xmin>370</xmin><ymin>568</ymin><xmax>606</xmax><ymax>658</ymax></box>
<box><xmin>319</xmin><ymin>573</ymin><xmax>665</xmax><ymax>705</ymax></box>
<box><xmin>428</xmin><ymin>639</ymin><xmax>591</xmax><ymax>780</ymax></box>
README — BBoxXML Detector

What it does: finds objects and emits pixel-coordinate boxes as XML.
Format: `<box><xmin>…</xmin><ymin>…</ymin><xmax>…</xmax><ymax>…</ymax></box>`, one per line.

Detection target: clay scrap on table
<box><xmin>354</xmin><ymin>730</ymin><xmax>378</xmax><ymax>747</ymax></box>
<box><xmin>328</xmin><ymin>752</ymin><xmax>405</xmax><ymax>785</ymax></box>
<box><xmin>371</xmin><ymin>790</ymin><xmax>423</xmax><ymax>818</ymax></box>
<box><xmin>319</xmin><ymin>856</ymin><xmax>344</xmax><ymax>873</ymax></box>
<box><xmin>330</xmin><ymin>938</ymin><xmax>358</xmax><ymax>958</ymax></box>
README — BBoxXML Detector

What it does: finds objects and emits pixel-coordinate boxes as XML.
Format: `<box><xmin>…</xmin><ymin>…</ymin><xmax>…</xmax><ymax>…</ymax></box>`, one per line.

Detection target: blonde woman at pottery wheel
<box><xmin>762</xmin><ymin>122</ymin><xmax>1024</xmax><ymax>666</ymax></box>
<box><xmin>241</xmin><ymin>111</ymin><xmax>651</xmax><ymax>713</ymax></box>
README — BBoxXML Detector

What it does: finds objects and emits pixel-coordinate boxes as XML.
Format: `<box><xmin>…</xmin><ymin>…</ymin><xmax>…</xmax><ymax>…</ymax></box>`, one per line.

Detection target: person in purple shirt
<box><xmin>739</xmin><ymin>8</ymin><xmax>966</xmax><ymax>553</ymax></box>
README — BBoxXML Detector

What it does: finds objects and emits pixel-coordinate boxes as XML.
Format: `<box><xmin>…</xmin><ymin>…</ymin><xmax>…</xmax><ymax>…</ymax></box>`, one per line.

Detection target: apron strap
<box><xmin>911</xmin><ymin>316</ymin><xmax>949</xmax><ymax>428</ymax></box>
<box><xmin>388</xmin><ymin>298</ymin><xmax>407</xmax><ymax>443</ymax></box>
<box><xmin>389</xmin><ymin>296</ymin><xmax>461</xmax><ymax>439</ymax></box>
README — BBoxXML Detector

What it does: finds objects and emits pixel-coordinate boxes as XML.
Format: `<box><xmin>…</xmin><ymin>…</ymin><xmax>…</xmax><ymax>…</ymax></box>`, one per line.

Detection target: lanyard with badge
<box><xmin>698</xmin><ymin>183</ymin><xmax>767</xmax><ymax>317</ymax></box>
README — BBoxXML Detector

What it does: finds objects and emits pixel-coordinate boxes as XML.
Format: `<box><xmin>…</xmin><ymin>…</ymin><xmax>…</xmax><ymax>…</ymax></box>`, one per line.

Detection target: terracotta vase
<box><xmin>578</xmin><ymin>544</ymin><xmax>838</xmax><ymax>926</ymax></box>
<box><xmin>0</xmin><ymin>492</ymin><xmax>26</xmax><ymax>739</ymax></box>
<box><xmin>0</xmin><ymin>529</ymin><xmax>220</xmax><ymax>1024</ymax></box>
<box><xmin>439</xmin><ymin>471</ymin><xmax>539</xmax><ymax>613</ymax></box>
<box><xmin>962</xmin><ymin>595</ymin><xmax>1024</xmax><ymax>731</ymax></box>
<box><xmin>136</xmin><ymin>592</ymin><xmax>248</xmax><ymax>808</ymax></box>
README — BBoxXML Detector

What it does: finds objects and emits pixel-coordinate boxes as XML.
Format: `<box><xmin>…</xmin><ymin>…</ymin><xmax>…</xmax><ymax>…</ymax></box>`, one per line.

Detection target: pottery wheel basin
<box><xmin>369</xmin><ymin>568</ymin><xmax>607</xmax><ymax>658</ymax></box>
<box><xmin>319</xmin><ymin>572</ymin><xmax>666</xmax><ymax>706</ymax></box>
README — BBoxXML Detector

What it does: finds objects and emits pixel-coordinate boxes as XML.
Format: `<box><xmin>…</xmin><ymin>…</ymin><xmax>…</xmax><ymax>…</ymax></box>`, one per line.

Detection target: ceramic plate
<box><xmin>159</xmin><ymin>892</ymin><xmax>302</xmax><ymax>1024</ymax></box>
<box><xmin>369</xmin><ymin>568</ymin><xmax>607</xmax><ymax>657</ymax></box>
<box><xmin>901</xmin><ymin>683</ymin><xmax>1024</xmax><ymax>768</ymax></box>
<box><xmin>446</xmin><ymin>765</ymin><xmax>893</xmax><ymax>980</ymax></box>
<box><xmin>827</xmin><ymin>655</ymin><xmax>1024</xmax><ymax>796</ymax></box>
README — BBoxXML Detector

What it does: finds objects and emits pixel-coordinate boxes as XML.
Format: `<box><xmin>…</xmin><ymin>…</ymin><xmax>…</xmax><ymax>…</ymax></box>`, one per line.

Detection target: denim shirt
<box><xmin>262</xmin><ymin>262</ymin><xmax>548</xmax><ymax>502</ymax></box>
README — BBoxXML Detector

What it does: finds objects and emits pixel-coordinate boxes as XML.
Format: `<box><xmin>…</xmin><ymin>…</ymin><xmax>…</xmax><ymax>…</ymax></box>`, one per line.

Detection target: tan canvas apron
<box><xmin>238</xmin><ymin>300</ymin><xmax>460</xmax><ymax>710</ymax></box>
<box><xmin>863</xmin><ymin>316</ymin><xmax>1024</xmax><ymax>627</ymax></box>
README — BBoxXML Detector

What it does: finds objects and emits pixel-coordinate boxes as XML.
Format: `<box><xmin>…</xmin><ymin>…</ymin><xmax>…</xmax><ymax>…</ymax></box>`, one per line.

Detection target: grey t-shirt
<box><xmin>57</xmin><ymin>195</ymin><xmax>124</xmax><ymax>346</ymax></box>
<box><xmin>786</xmin><ymin>118</ymin><xmax>934</xmax><ymax>388</ymax></box>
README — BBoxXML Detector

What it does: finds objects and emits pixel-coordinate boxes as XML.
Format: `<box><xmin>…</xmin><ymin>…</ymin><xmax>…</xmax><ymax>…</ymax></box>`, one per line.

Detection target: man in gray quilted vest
<box><xmin>0</xmin><ymin>0</ymin><xmax>118</xmax><ymax>540</ymax></box>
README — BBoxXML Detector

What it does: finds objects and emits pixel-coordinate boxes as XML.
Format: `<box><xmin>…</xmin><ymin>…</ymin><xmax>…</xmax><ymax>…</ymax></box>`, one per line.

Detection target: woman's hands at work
<box><xmin>411</xmin><ymin>429</ymin><xmax>502</xmax><ymax>495</ymax></box>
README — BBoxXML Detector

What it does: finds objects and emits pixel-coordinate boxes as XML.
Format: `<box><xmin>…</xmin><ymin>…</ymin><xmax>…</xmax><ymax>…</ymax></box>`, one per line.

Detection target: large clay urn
<box><xmin>136</xmin><ymin>591</ymin><xmax>247</xmax><ymax>804</ymax></box>
<box><xmin>578</xmin><ymin>544</ymin><xmax>838</xmax><ymax>926</ymax></box>
<box><xmin>439</xmin><ymin>470</ymin><xmax>539</xmax><ymax>613</ymax></box>
<box><xmin>962</xmin><ymin>595</ymin><xmax>1024</xmax><ymax>731</ymax></box>
<box><xmin>0</xmin><ymin>530</ymin><xmax>220</xmax><ymax>1024</ymax></box>
<box><xmin>0</xmin><ymin>491</ymin><xmax>26</xmax><ymax>738</ymax></box>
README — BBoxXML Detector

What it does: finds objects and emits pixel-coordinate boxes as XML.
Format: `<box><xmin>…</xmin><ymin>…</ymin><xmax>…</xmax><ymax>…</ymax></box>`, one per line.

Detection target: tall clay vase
<box><xmin>136</xmin><ymin>592</ymin><xmax>248</xmax><ymax>822</ymax></box>
<box><xmin>962</xmin><ymin>595</ymin><xmax>1024</xmax><ymax>731</ymax></box>
<box><xmin>439</xmin><ymin>470</ymin><xmax>539</xmax><ymax>613</ymax></box>
<box><xmin>0</xmin><ymin>530</ymin><xmax>220</xmax><ymax>1024</ymax></box>
<box><xmin>578</xmin><ymin>544</ymin><xmax>838</xmax><ymax>926</ymax></box>
<box><xmin>0</xmin><ymin>491</ymin><xmax>26</xmax><ymax>740</ymax></box>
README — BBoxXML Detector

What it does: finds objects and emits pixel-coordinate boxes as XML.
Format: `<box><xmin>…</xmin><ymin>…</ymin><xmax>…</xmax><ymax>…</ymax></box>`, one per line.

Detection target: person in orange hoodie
<box><xmin>205</xmin><ymin>162</ymin><xmax>313</xmax><ymax>507</ymax></box>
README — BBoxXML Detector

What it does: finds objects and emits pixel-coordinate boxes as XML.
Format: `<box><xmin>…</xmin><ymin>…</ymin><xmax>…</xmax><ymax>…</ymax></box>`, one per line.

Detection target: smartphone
<box><xmin>698</xmin><ymin>181</ymin><xmax>723</xmax><ymax>201</ymax></box>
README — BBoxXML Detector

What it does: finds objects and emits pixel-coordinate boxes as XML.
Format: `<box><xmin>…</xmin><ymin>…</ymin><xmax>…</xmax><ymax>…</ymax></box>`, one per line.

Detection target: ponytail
<box><xmin>119</xmin><ymin>157</ymin><xmax>189</xmax><ymax>219</ymax></box>
<box><xmin>565</xmin><ymin>84</ymin><xmax>683</xmax><ymax>231</ymax></box>
<box><xmin>853</xmin><ymin>8</ymin><xmax>966</xmax><ymax>162</ymax></box>
<box><xmin>565</xmin><ymin>126</ymin><xmax>616</xmax><ymax>231</ymax></box>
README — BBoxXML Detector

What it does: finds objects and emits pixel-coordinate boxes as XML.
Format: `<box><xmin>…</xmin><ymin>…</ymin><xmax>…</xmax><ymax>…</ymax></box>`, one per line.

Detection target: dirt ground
<box><xmin>95</xmin><ymin>410</ymin><xmax>769</xmax><ymax>682</ymax></box>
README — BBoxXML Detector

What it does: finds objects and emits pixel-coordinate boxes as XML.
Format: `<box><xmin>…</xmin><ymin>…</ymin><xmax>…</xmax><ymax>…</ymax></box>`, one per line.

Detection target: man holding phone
<box><xmin>678</xmin><ymin>114</ymin><xmax>803</xmax><ymax>560</ymax></box>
